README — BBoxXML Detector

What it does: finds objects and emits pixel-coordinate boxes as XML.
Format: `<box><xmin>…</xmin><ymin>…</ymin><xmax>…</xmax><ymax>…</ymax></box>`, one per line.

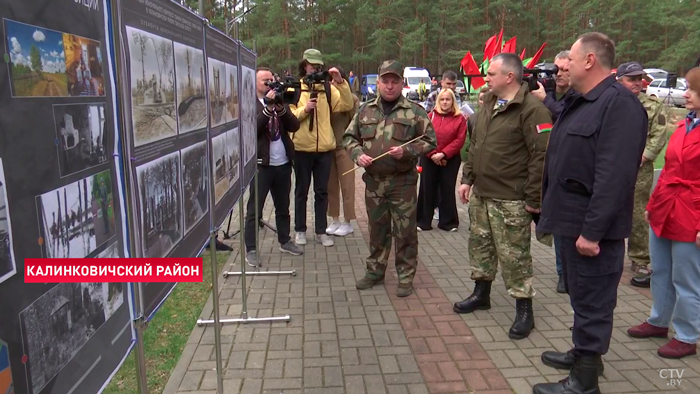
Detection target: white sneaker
<box><xmin>316</xmin><ymin>234</ymin><xmax>334</xmax><ymax>247</ymax></box>
<box><xmin>333</xmin><ymin>222</ymin><xmax>353</xmax><ymax>236</ymax></box>
<box><xmin>295</xmin><ymin>232</ymin><xmax>307</xmax><ymax>245</ymax></box>
<box><xmin>433</xmin><ymin>209</ymin><xmax>440</xmax><ymax>221</ymax></box>
<box><xmin>326</xmin><ymin>221</ymin><xmax>341</xmax><ymax>234</ymax></box>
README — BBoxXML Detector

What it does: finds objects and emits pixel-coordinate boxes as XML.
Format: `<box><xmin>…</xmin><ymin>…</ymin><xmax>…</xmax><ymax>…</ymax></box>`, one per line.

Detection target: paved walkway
<box><xmin>163</xmin><ymin>170</ymin><xmax>700</xmax><ymax>394</ymax></box>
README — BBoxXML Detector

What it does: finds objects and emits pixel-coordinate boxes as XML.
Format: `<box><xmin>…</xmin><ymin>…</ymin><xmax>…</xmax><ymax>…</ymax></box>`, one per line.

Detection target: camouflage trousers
<box><xmin>628</xmin><ymin>161</ymin><xmax>654</xmax><ymax>266</ymax></box>
<box><xmin>468</xmin><ymin>193</ymin><xmax>535</xmax><ymax>298</ymax></box>
<box><xmin>363</xmin><ymin>171</ymin><xmax>419</xmax><ymax>285</ymax></box>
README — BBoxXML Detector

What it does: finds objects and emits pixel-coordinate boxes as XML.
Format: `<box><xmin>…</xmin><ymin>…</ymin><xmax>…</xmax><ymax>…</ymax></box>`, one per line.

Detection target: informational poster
<box><xmin>0</xmin><ymin>1</ymin><xmax>134</xmax><ymax>393</ymax></box>
<box><xmin>239</xmin><ymin>45</ymin><xmax>257</xmax><ymax>188</ymax></box>
<box><xmin>117</xmin><ymin>0</ymin><xmax>211</xmax><ymax>319</ymax></box>
<box><xmin>204</xmin><ymin>26</ymin><xmax>242</xmax><ymax>227</ymax></box>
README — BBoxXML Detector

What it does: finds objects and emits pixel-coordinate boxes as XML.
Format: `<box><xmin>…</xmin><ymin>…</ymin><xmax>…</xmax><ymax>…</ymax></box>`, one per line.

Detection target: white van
<box><xmin>402</xmin><ymin>67</ymin><xmax>430</xmax><ymax>97</ymax></box>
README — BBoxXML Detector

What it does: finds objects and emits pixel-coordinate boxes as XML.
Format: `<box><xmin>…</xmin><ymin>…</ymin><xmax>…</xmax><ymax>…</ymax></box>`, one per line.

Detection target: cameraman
<box><xmin>531</xmin><ymin>51</ymin><xmax>575</xmax><ymax>123</ymax></box>
<box><xmin>290</xmin><ymin>49</ymin><xmax>354</xmax><ymax>247</ymax></box>
<box><xmin>243</xmin><ymin>67</ymin><xmax>303</xmax><ymax>267</ymax></box>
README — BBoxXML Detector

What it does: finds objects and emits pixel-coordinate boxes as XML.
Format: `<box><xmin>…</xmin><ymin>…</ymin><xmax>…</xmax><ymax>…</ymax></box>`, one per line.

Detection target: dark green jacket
<box><xmin>461</xmin><ymin>82</ymin><xmax>552</xmax><ymax>208</ymax></box>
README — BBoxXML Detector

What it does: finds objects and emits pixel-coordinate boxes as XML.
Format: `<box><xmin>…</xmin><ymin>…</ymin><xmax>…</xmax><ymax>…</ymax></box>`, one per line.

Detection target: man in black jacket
<box><xmin>531</xmin><ymin>51</ymin><xmax>576</xmax><ymax>124</ymax></box>
<box><xmin>244</xmin><ymin>67</ymin><xmax>303</xmax><ymax>267</ymax></box>
<box><xmin>533</xmin><ymin>33</ymin><xmax>647</xmax><ymax>394</ymax></box>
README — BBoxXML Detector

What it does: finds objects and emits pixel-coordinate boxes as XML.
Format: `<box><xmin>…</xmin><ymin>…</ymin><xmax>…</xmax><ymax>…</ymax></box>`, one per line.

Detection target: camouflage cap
<box><xmin>378</xmin><ymin>60</ymin><xmax>403</xmax><ymax>78</ymax></box>
<box><xmin>303</xmin><ymin>49</ymin><xmax>324</xmax><ymax>65</ymax></box>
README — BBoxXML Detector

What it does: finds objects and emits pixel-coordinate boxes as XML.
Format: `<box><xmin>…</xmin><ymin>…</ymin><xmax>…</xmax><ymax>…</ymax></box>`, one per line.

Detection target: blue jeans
<box><xmin>554</xmin><ymin>236</ymin><xmax>563</xmax><ymax>276</ymax></box>
<box><xmin>647</xmin><ymin>228</ymin><xmax>700</xmax><ymax>344</ymax></box>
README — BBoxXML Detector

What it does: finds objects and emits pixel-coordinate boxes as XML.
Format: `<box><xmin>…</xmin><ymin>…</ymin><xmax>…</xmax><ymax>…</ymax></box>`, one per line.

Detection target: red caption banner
<box><xmin>24</xmin><ymin>258</ymin><xmax>204</xmax><ymax>283</ymax></box>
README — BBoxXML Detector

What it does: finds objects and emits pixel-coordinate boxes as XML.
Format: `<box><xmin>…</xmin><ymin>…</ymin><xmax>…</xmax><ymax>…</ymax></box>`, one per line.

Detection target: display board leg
<box><xmin>222</xmin><ymin>210</ymin><xmax>239</xmax><ymax>239</ymax></box>
<box><xmin>133</xmin><ymin>284</ymin><xmax>149</xmax><ymax>394</ymax></box>
<box><xmin>207</xmin><ymin>230</ymin><xmax>225</xmax><ymax>394</ymax></box>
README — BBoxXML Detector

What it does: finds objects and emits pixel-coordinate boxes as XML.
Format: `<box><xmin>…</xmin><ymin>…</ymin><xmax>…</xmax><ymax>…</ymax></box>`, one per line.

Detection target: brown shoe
<box><xmin>355</xmin><ymin>275</ymin><xmax>384</xmax><ymax>290</ymax></box>
<box><xmin>658</xmin><ymin>339</ymin><xmax>697</xmax><ymax>359</ymax></box>
<box><xmin>397</xmin><ymin>283</ymin><xmax>414</xmax><ymax>297</ymax></box>
<box><xmin>627</xmin><ymin>322</ymin><xmax>668</xmax><ymax>338</ymax></box>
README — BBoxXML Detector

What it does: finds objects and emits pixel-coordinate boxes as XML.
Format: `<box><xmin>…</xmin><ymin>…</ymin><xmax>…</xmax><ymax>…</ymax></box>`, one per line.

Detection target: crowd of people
<box><xmin>246</xmin><ymin>33</ymin><xmax>699</xmax><ymax>393</ymax></box>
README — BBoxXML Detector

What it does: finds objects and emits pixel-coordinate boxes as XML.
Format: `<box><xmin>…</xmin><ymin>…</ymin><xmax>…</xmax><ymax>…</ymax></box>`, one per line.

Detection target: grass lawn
<box><xmin>103</xmin><ymin>249</ymin><xmax>231</xmax><ymax>394</ymax></box>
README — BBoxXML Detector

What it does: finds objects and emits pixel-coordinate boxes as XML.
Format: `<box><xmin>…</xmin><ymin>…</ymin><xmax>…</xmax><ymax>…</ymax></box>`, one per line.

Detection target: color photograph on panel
<box><xmin>241</xmin><ymin>65</ymin><xmax>256</xmax><ymax>164</ymax></box>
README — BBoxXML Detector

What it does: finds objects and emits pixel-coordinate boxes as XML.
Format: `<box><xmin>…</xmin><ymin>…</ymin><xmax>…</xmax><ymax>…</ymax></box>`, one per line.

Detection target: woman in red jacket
<box><xmin>417</xmin><ymin>89</ymin><xmax>466</xmax><ymax>231</ymax></box>
<box><xmin>627</xmin><ymin>67</ymin><xmax>700</xmax><ymax>359</ymax></box>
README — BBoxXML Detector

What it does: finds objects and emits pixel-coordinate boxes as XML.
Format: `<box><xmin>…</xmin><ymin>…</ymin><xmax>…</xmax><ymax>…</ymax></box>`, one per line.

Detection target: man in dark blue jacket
<box><xmin>533</xmin><ymin>33</ymin><xmax>648</xmax><ymax>394</ymax></box>
<box><xmin>531</xmin><ymin>50</ymin><xmax>576</xmax><ymax>124</ymax></box>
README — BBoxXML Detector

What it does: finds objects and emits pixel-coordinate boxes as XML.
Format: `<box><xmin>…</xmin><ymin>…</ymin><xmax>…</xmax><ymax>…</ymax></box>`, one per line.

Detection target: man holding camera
<box><xmin>454</xmin><ymin>53</ymin><xmax>551</xmax><ymax>340</ymax></box>
<box><xmin>343</xmin><ymin>60</ymin><xmax>437</xmax><ymax>297</ymax></box>
<box><xmin>616</xmin><ymin>61</ymin><xmax>668</xmax><ymax>288</ymax></box>
<box><xmin>244</xmin><ymin>67</ymin><xmax>303</xmax><ymax>267</ymax></box>
<box><xmin>290</xmin><ymin>49</ymin><xmax>354</xmax><ymax>247</ymax></box>
<box><xmin>532</xmin><ymin>51</ymin><xmax>576</xmax><ymax>124</ymax></box>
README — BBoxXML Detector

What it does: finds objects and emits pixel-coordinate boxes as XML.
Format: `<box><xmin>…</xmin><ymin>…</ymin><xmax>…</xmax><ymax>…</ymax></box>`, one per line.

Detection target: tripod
<box><xmin>222</xmin><ymin>159</ymin><xmax>278</xmax><ymax>239</ymax></box>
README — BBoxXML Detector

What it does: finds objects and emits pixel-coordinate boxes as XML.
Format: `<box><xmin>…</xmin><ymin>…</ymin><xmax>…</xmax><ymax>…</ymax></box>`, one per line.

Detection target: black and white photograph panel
<box><xmin>97</xmin><ymin>241</ymin><xmax>120</xmax><ymax>258</ymax></box>
<box><xmin>0</xmin><ymin>158</ymin><xmax>16</xmax><ymax>284</ymax></box>
<box><xmin>226</xmin><ymin>127</ymin><xmax>240</xmax><ymax>188</ymax></box>
<box><xmin>226</xmin><ymin>63</ymin><xmax>238</xmax><ymax>121</ymax></box>
<box><xmin>174</xmin><ymin>42</ymin><xmax>206</xmax><ymax>134</ymax></box>
<box><xmin>19</xmin><ymin>282</ymin><xmax>124</xmax><ymax>394</ymax></box>
<box><xmin>36</xmin><ymin>170</ymin><xmax>116</xmax><ymax>259</ymax></box>
<box><xmin>137</xmin><ymin>152</ymin><xmax>183</xmax><ymax>258</ymax></box>
<box><xmin>53</xmin><ymin>104</ymin><xmax>108</xmax><ymax>177</ymax></box>
<box><xmin>241</xmin><ymin>65</ymin><xmax>257</xmax><ymax>164</ymax></box>
<box><xmin>181</xmin><ymin>141</ymin><xmax>208</xmax><ymax>235</ymax></box>
<box><xmin>208</xmin><ymin>57</ymin><xmax>228</xmax><ymax>128</ymax></box>
<box><xmin>211</xmin><ymin>132</ymin><xmax>229</xmax><ymax>204</ymax></box>
<box><xmin>126</xmin><ymin>26</ymin><xmax>176</xmax><ymax>147</ymax></box>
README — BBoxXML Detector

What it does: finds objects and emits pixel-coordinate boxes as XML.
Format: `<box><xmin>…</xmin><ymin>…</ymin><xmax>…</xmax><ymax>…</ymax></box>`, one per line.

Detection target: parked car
<box><xmin>646</xmin><ymin>77</ymin><xmax>687</xmax><ymax>107</ymax></box>
<box><xmin>455</xmin><ymin>80</ymin><xmax>467</xmax><ymax>100</ymax></box>
<box><xmin>360</xmin><ymin>74</ymin><xmax>377</xmax><ymax>102</ymax></box>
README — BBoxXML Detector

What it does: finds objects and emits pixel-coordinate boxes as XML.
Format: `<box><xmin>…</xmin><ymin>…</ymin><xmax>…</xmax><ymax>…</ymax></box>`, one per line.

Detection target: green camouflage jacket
<box><xmin>639</xmin><ymin>93</ymin><xmax>669</xmax><ymax>161</ymax></box>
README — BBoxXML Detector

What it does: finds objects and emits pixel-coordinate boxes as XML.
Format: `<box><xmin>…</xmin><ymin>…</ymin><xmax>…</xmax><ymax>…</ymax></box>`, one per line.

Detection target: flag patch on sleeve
<box><xmin>536</xmin><ymin>123</ymin><xmax>553</xmax><ymax>134</ymax></box>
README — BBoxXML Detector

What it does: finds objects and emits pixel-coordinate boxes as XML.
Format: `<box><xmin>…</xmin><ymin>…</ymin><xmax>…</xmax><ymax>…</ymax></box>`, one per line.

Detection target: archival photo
<box><xmin>137</xmin><ymin>152</ymin><xmax>183</xmax><ymax>258</ymax></box>
<box><xmin>174</xmin><ymin>42</ymin><xmax>206</xmax><ymax>134</ymax></box>
<box><xmin>226</xmin><ymin>63</ymin><xmax>239</xmax><ymax>121</ymax></box>
<box><xmin>4</xmin><ymin>19</ymin><xmax>68</xmax><ymax>97</ymax></box>
<box><xmin>227</xmin><ymin>127</ymin><xmax>240</xmax><ymax>187</ymax></box>
<box><xmin>36</xmin><ymin>170</ymin><xmax>116</xmax><ymax>259</ymax></box>
<box><xmin>181</xmin><ymin>141</ymin><xmax>208</xmax><ymax>235</ymax></box>
<box><xmin>211</xmin><ymin>132</ymin><xmax>229</xmax><ymax>204</ymax></box>
<box><xmin>19</xmin><ymin>282</ymin><xmax>123</xmax><ymax>394</ymax></box>
<box><xmin>62</xmin><ymin>33</ymin><xmax>105</xmax><ymax>96</ymax></box>
<box><xmin>53</xmin><ymin>104</ymin><xmax>108</xmax><ymax>177</ymax></box>
<box><xmin>97</xmin><ymin>241</ymin><xmax>120</xmax><ymax>258</ymax></box>
<box><xmin>126</xmin><ymin>26</ymin><xmax>176</xmax><ymax>147</ymax></box>
<box><xmin>208</xmin><ymin>57</ymin><xmax>228</xmax><ymax>128</ymax></box>
<box><xmin>0</xmin><ymin>158</ymin><xmax>16</xmax><ymax>284</ymax></box>
<box><xmin>241</xmin><ymin>66</ymin><xmax>257</xmax><ymax>164</ymax></box>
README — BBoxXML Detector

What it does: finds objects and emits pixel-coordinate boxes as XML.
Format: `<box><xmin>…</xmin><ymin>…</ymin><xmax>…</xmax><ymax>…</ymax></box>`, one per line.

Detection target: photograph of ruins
<box><xmin>0</xmin><ymin>159</ymin><xmax>15</xmax><ymax>284</ymax></box>
<box><xmin>241</xmin><ymin>66</ymin><xmax>257</xmax><ymax>164</ymax></box>
<box><xmin>62</xmin><ymin>33</ymin><xmax>105</xmax><ymax>96</ymax></box>
<box><xmin>36</xmin><ymin>170</ymin><xmax>116</xmax><ymax>259</ymax></box>
<box><xmin>227</xmin><ymin>127</ymin><xmax>240</xmax><ymax>188</ymax></box>
<box><xmin>19</xmin><ymin>282</ymin><xmax>124</xmax><ymax>394</ymax></box>
<box><xmin>211</xmin><ymin>132</ymin><xmax>229</xmax><ymax>204</ymax></box>
<box><xmin>5</xmin><ymin>19</ymin><xmax>68</xmax><ymax>97</ymax></box>
<box><xmin>181</xmin><ymin>141</ymin><xmax>208</xmax><ymax>234</ymax></box>
<box><xmin>226</xmin><ymin>63</ymin><xmax>239</xmax><ymax>121</ymax></box>
<box><xmin>137</xmin><ymin>152</ymin><xmax>183</xmax><ymax>258</ymax></box>
<box><xmin>126</xmin><ymin>26</ymin><xmax>176</xmax><ymax>147</ymax></box>
<box><xmin>208</xmin><ymin>57</ymin><xmax>228</xmax><ymax>128</ymax></box>
<box><xmin>53</xmin><ymin>104</ymin><xmax>108</xmax><ymax>177</ymax></box>
<box><xmin>174</xmin><ymin>42</ymin><xmax>206</xmax><ymax>134</ymax></box>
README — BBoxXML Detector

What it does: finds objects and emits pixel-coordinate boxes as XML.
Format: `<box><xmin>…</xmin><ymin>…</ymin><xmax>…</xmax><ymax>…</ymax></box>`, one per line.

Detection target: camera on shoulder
<box><xmin>524</xmin><ymin>63</ymin><xmax>559</xmax><ymax>92</ymax></box>
<box><xmin>264</xmin><ymin>77</ymin><xmax>301</xmax><ymax>105</ymax></box>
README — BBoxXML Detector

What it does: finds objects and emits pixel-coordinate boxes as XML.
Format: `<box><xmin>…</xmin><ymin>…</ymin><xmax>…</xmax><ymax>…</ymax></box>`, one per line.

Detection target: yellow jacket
<box><xmin>290</xmin><ymin>80</ymin><xmax>354</xmax><ymax>152</ymax></box>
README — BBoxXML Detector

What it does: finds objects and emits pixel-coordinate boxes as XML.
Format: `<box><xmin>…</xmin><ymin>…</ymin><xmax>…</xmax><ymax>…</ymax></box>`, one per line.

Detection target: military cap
<box><xmin>617</xmin><ymin>62</ymin><xmax>645</xmax><ymax>77</ymax></box>
<box><xmin>303</xmin><ymin>49</ymin><xmax>324</xmax><ymax>65</ymax></box>
<box><xmin>378</xmin><ymin>60</ymin><xmax>403</xmax><ymax>78</ymax></box>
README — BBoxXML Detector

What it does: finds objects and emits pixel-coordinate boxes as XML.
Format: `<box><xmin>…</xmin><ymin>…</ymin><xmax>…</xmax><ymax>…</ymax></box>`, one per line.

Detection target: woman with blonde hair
<box><xmin>417</xmin><ymin>88</ymin><xmax>466</xmax><ymax>231</ymax></box>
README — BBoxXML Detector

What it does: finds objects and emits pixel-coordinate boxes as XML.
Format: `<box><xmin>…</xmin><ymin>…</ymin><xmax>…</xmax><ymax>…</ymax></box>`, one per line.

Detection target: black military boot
<box><xmin>508</xmin><ymin>298</ymin><xmax>534</xmax><ymax>339</ymax></box>
<box><xmin>533</xmin><ymin>354</ymin><xmax>602</xmax><ymax>394</ymax></box>
<box><xmin>453</xmin><ymin>280</ymin><xmax>492</xmax><ymax>313</ymax></box>
<box><xmin>541</xmin><ymin>350</ymin><xmax>604</xmax><ymax>376</ymax></box>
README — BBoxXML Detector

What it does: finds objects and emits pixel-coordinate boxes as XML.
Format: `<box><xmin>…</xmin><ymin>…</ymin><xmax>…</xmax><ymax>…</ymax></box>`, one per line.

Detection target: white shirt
<box><xmin>259</xmin><ymin>98</ymin><xmax>288</xmax><ymax>166</ymax></box>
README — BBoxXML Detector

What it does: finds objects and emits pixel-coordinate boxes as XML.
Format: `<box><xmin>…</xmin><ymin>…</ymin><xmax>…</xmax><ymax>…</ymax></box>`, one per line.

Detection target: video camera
<box><xmin>523</xmin><ymin>64</ymin><xmax>559</xmax><ymax>92</ymax></box>
<box><xmin>303</xmin><ymin>70</ymin><xmax>330</xmax><ymax>86</ymax></box>
<box><xmin>264</xmin><ymin>77</ymin><xmax>301</xmax><ymax>105</ymax></box>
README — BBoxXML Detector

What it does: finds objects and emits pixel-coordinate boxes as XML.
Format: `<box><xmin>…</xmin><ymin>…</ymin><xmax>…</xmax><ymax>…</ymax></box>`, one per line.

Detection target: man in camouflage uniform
<box><xmin>454</xmin><ymin>53</ymin><xmax>552</xmax><ymax>340</ymax></box>
<box><xmin>343</xmin><ymin>60</ymin><xmax>437</xmax><ymax>297</ymax></box>
<box><xmin>616</xmin><ymin>62</ymin><xmax>669</xmax><ymax>288</ymax></box>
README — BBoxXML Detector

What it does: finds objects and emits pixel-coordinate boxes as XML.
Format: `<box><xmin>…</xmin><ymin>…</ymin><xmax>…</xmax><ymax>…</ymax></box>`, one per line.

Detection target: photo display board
<box><xmin>117</xmin><ymin>0</ymin><xmax>211</xmax><ymax>319</ymax></box>
<box><xmin>204</xmin><ymin>26</ymin><xmax>242</xmax><ymax>227</ymax></box>
<box><xmin>239</xmin><ymin>45</ymin><xmax>257</xmax><ymax>189</ymax></box>
<box><xmin>0</xmin><ymin>1</ymin><xmax>134</xmax><ymax>393</ymax></box>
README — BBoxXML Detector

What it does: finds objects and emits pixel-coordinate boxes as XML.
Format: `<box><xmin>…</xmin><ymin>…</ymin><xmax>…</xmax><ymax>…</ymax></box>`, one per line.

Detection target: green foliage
<box><xmin>29</xmin><ymin>44</ymin><xmax>42</xmax><ymax>72</ymax></box>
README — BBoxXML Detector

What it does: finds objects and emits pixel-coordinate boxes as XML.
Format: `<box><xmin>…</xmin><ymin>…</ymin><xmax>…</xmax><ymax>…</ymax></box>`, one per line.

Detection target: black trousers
<box><xmin>244</xmin><ymin>163</ymin><xmax>292</xmax><ymax>252</ymax></box>
<box><xmin>294</xmin><ymin>151</ymin><xmax>332</xmax><ymax>234</ymax></box>
<box><xmin>556</xmin><ymin>235</ymin><xmax>624</xmax><ymax>356</ymax></box>
<box><xmin>417</xmin><ymin>155</ymin><xmax>460</xmax><ymax>230</ymax></box>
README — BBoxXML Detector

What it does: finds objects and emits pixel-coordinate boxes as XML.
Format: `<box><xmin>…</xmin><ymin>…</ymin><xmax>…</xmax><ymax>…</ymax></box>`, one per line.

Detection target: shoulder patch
<box><xmin>536</xmin><ymin>123</ymin><xmax>553</xmax><ymax>134</ymax></box>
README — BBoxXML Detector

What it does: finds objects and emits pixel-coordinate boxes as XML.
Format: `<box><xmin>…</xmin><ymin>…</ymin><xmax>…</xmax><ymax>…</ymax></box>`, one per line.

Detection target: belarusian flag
<box><xmin>536</xmin><ymin>123</ymin><xmax>553</xmax><ymax>134</ymax></box>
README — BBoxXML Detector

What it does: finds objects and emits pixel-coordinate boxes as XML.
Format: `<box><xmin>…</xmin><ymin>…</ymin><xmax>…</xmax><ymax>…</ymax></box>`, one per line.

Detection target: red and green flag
<box><xmin>536</xmin><ymin>123</ymin><xmax>553</xmax><ymax>134</ymax></box>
